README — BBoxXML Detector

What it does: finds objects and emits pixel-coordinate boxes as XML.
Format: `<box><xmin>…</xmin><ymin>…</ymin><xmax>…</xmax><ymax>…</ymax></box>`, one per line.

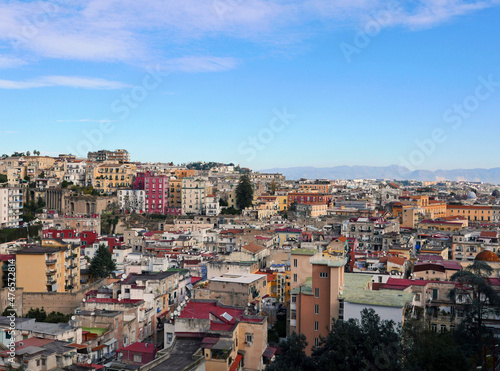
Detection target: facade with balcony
<box><xmin>0</xmin><ymin>187</ymin><xmax>22</xmax><ymax>228</ymax></box>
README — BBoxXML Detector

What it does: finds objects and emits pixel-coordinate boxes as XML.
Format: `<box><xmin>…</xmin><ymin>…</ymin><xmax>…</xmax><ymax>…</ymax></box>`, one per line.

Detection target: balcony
<box><xmin>46</xmin><ymin>269</ymin><xmax>56</xmax><ymax>275</ymax></box>
<box><xmin>47</xmin><ymin>278</ymin><xmax>56</xmax><ymax>285</ymax></box>
<box><xmin>46</xmin><ymin>259</ymin><xmax>57</xmax><ymax>265</ymax></box>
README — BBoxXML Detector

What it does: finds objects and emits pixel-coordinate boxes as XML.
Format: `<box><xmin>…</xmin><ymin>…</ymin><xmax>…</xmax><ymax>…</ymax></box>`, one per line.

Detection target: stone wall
<box><xmin>21</xmin><ymin>278</ymin><xmax>108</xmax><ymax>315</ymax></box>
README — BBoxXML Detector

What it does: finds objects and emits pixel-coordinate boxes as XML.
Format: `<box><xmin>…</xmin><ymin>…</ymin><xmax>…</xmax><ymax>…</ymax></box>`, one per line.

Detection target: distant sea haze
<box><xmin>259</xmin><ymin>165</ymin><xmax>500</xmax><ymax>184</ymax></box>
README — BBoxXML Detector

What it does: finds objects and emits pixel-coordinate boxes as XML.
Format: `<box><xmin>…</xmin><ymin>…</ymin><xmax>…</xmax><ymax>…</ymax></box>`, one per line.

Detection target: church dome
<box><xmin>475</xmin><ymin>250</ymin><xmax>499</xmax><ymax>262</ymax></box>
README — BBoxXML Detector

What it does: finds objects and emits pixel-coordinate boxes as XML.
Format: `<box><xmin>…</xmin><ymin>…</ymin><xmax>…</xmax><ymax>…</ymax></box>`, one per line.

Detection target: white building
<box><xmin>64</xmin><ymin>161</ymin><xmax>87</xmax><ymax>187</ymax></box>
<box><xmin>0</xmin><ymin>187</ymin><xmax>23</xmax><ymax>228</ymax></box>
<box><xmin>118</xmin><ymin>190</ymin><xmax>145</xmax><ymax>214</ymax></box>
<box><xmin>181</xmin><ymin>178</ymin><xmax>206</xmax><ymax>215</ymax></box>
<box><xmin>204</xmin><ymin>194</ymin><xmax>220</xmax><ymax>216</ymax></box>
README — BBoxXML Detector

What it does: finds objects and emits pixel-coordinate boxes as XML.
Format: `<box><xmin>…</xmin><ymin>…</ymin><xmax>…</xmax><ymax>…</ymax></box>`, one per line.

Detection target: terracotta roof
<box><xmin>242</xmin><ymin>243</ymin><xmax>266</xmax><ymax>254</ymax></box>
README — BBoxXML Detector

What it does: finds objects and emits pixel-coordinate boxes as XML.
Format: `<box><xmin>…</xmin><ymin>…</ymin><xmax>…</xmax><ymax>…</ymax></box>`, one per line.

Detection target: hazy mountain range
<box><xmin>259</xmin><ymin>165</ymin><xmax>500</xmax><ymax>184</ymax></box>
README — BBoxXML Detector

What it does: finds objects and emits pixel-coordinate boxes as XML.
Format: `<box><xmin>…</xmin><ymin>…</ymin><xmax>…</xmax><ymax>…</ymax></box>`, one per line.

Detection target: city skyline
<box><xmin>1</xmin><ymin>1</ymin><xmax>500</xmax><ymax>170</ymax></box>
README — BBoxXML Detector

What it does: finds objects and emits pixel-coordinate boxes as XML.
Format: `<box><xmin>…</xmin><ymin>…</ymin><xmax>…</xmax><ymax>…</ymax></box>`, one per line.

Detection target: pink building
<box><xmin>133</xmin><ymin>172</ymin><xmax>169</xmax><ymax>214</ymax></box>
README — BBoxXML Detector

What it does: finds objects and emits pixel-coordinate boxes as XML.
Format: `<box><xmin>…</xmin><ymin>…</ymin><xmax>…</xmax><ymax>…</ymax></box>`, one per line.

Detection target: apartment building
<box><xmin>447</xmin><ymin>204</ymin><xmax>493</xmax><ymax>222</ymax></box>
<box><xmin>165</xmin><ymin>299</ymin><xmax>268</xmax><ymax>371</ymax></box>
<box><xmin>181</xmin><ymin>177</ymin><xmax>206</xmax><ymax>215</ymax></box>
<box><xmin>16</xmin><ymin>240</ymin><xmax>80</xmax><ymax>293</ymax></box>
<box><xmin>88</xmin><ymin>149</ymin><xmax>130</xmax><ymax>163</ymax></box>
<box><xmin>118</xmin><ymin>189</ymin><xmax>145</xmax><ymax>214</ymax></box>
<box><xmin>63</xmin><ymin>160</ymin><xmax>87</xmax><ymax>186</ymax></box>
<box><xmin>133</xmin><ymin>172</ymin><xmax>169</xmax><ymax>214</ymax></box>
<box><xmin>0</xmin><ymin>187</ymin><xmax>22</xmax><ymax>228</ymax></box>
<box><xmin>92</xmin><ymin>163</ymin><xmax>136</xmax><ymax>194</ymax></box>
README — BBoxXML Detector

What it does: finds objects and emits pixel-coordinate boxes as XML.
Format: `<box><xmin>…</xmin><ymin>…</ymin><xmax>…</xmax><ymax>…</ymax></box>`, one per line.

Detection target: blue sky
<box><xmin>1</xmin><ymin>0</ymin><xmax>500</xmax><ymax>171</ymax></box>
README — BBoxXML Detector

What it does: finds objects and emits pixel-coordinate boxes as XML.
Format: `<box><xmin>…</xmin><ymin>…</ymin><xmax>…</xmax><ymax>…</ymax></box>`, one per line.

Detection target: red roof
<box><xmin>480</xmin><ymin>231</ymin><xmax>498</xmax><ymax>238</ymax></box>
<box><xmin>191</xmin><ymin>276</ymin><xmax>203</xmax><ymax>284</ymax></box>
<box><xmin>178</xmin><ymin>301</ymin><xmax>244</xmax><ymax>322</ymax></box>
<box><xmin>118</xmin><ymin>342</ymin><xmax>156</xmax><ymax>354</ymax></box>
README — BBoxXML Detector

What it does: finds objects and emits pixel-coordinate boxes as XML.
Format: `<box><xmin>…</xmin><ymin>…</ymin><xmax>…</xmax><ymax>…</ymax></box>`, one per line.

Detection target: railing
<box><xmin>46</xmin><ymin>259</ymin><xmax>57</xmax><ymax>265</ymax></box>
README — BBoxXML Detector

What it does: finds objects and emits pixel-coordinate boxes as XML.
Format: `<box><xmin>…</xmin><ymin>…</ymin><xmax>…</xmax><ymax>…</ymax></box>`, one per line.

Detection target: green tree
<box><xmin>312</xmin><ymin>308</ymin><xmax>400</xmax><ymax>370</ymax></box>
<box><xmin>236</xmin><ymin>174</ymin><xmax>253</xmax><ymax>210</ymax></box>
<box><xmin>61</xmin><ymin>180</ymin><xmax>69</xmax><ymax>188</ymax></box>
<box><xmin>45</xmin><ymin>311</ymin><xmax>70</xmax><ymax>323</ymax></box>
<box><xmin>402</xmin><ymin>320</ymin><xmax>468</xmax><ymax>371</ymax></box>
<box><xmin>0</xmin><ymin>174</ymin><xmax>7</xmax><ymax>183</ymax></box>
<box><xmin>266</xmin><ymin>332</ymin><xmax>313</xmax><ymax>371</ymax></box>
<box><xmin>450</xmin><ymin>260</ymin><xmax>500</xmax><ymax>364</ymax></box>
<box><xmin>25</xmin><ymin>307</ymin><xmax>47</xmax><ymax>322</ymax></box>
<box><xmin>89</xmin><ymin>244</ymin><xmax>116</xmax><ymax>279</ymax></box>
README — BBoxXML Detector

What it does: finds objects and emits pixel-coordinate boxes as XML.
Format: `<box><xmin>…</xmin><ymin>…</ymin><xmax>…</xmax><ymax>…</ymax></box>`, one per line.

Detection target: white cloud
<box><xmin>0</xmin><ymin>56</ymin><xmax>27</xmax><ymax>68</ymax></box>
<box><xmin>0</xmin><ymin>76</ymin><xmax>130</xmax><ymax>89</ymax></box>
<box><xmin>160</xmin><ymin>56</ymin><xmax>238</xmax><ymax>73</ymax></box>
<box><xmin>0</xmin><ymin>0</ymin><xmax>497</xmax><ymax>65</ymax></box>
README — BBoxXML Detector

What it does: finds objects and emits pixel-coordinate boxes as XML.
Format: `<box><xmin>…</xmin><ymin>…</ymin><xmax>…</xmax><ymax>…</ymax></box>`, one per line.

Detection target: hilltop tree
<box><xmin>89</xmin><ymin>244</ymin><xmax>116</xmax><ymax>279</ymax></box>
<box><xmin>236</xmin><ymin>174</ymin><xmax>253</xmax><ymax>210</ymax></box>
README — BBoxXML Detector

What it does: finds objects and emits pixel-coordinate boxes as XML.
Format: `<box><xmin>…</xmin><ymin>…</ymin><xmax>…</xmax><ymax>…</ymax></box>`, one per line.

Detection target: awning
<box><xmin>263</xmin><ymin>346</ymin><xmax>278</xmax><ymax>358</ymax></box>
<box><xmin>104</xmin><ymin>339</ymin><xmax>117</xmax><ymax>346</ymax></box>
<box><xmin>229</xmin><ymin>354</ymin><xmax>243</xmax><ymax>371</ymax></box>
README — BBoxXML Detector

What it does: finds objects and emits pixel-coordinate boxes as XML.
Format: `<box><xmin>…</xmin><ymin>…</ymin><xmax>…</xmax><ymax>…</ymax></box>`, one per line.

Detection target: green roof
<box><xmin>291</xmin><ymin>248</ymin><xmax>317</xmax><ymax>256</ymax></box>
<box><xmin>340</xmin><ymin>273</ymin><xmax>413</xmax><ymax>308</ymax></box>
<box><xmin>291</xmin><ymin>277</ymin><xmax>313</xmax><ymax>295</ymax></box>
<box><xmin>82</xmin><ymin>327</ymin><xmax>108</xmax><ymax>336</ymax></box>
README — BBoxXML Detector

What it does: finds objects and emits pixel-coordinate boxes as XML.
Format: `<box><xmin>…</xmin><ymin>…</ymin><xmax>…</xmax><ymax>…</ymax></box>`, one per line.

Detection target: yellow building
<box><xmin>169</xmin><ymin>178</ymin><xmax>182</xmax><ymax>208</ymax></box>
<box><xmin>447</xmin><ymin>205</ymin><xmax>493</xmax><ymax>222</ymax></box>
<box><xmin>275</xmin><ymin>194</ymin><xmax>288</xmax><ymax>211</ymax></box>
<box><xmin>92</xmin><ymin>163</ymin><xmax>136</xmax><ymax>194</ymax></box>
<box><xmin>16</xmin><ymin>239</ymin><xmax>80</xmax><ymax>293</ymax></box>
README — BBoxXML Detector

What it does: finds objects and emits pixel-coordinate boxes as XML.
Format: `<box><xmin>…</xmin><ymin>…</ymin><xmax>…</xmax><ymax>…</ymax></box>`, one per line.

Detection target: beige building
<box><xmin>181</xmin><ymin>177</ymin><xmax>206</xmax><ymax>215</ymax></box>
<box><xmin>16</xmin><ymin>239</ymin><xmax>81</xmax><ymax>293</ymax></box>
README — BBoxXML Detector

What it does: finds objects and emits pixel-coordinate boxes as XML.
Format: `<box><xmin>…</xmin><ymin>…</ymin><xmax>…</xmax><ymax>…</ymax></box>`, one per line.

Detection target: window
<box><xmin>314</xmin><ymin>337</ymin><xmax>320</xmax><ymax>347</ymax></box>
<box><xmin>432</xmin><ymin>289</ymin><xmax>438</xmax><ymax>300</ymax></box>
<box><xmin>293</xmin><ymin>274</ymin><xmax>297</xmax><ymax>282</ymax></box>
<box><xmin>314</xmin><ymin>304</ymin><xmax>319</xmax><ymax>314</ymax></box>
<box><xmin>431</xmin><ymin>324</ymin><xmax>437</xmax><ymax>333</ymax></box>
<box><xmin>134</xmin><ymin>354</ymin><xmax>142</xmax><ymax>363</ymax></box>
<box><xmin>315</xmin><ymin>321</ymin><xmax>319</xmax><ymax>331</ymax></box>
<box><xmin>319</xmin><ymin>272</ymin><xmax>328</xmax><ymax>278</ymax></box>
<box><xmin>315</xmin><ymin>288</ymin><xmax>320</xmax><ymax>298</ymax></box>
<box><xmin>291</xmin><ymin>310</ymin><xmax>296</xmax><ymax>320</ymax></box>
<box><xmin>293</xmin><ymin>258</ymin><xmax>297</xmax><ymax>267</ymax></box>
<box><xmin>440</xmin><ymin>325</ymin><xmax>446</xmax><ymax>334</ymax></box>
<box><xmin>246</xmin><ymin>333</ymin><xmax>254</xmax><ymax>344</ymax></box>
<box><xmin>415</xmin><ymin>293</ymin><xmax>421</xmax><ymax>301</ymax></box>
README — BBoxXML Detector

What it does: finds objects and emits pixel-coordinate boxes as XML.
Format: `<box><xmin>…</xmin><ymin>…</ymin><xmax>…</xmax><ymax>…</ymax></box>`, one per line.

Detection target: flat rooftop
<box><xmin>340</xmin><ymin>273</ymin><xmax>413</xmax><ymax>308</ymax></box>
<box><xmin>210</xmin><ymin>274</ymin><xmax>264</xmax><ymax>284</ymax></box>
